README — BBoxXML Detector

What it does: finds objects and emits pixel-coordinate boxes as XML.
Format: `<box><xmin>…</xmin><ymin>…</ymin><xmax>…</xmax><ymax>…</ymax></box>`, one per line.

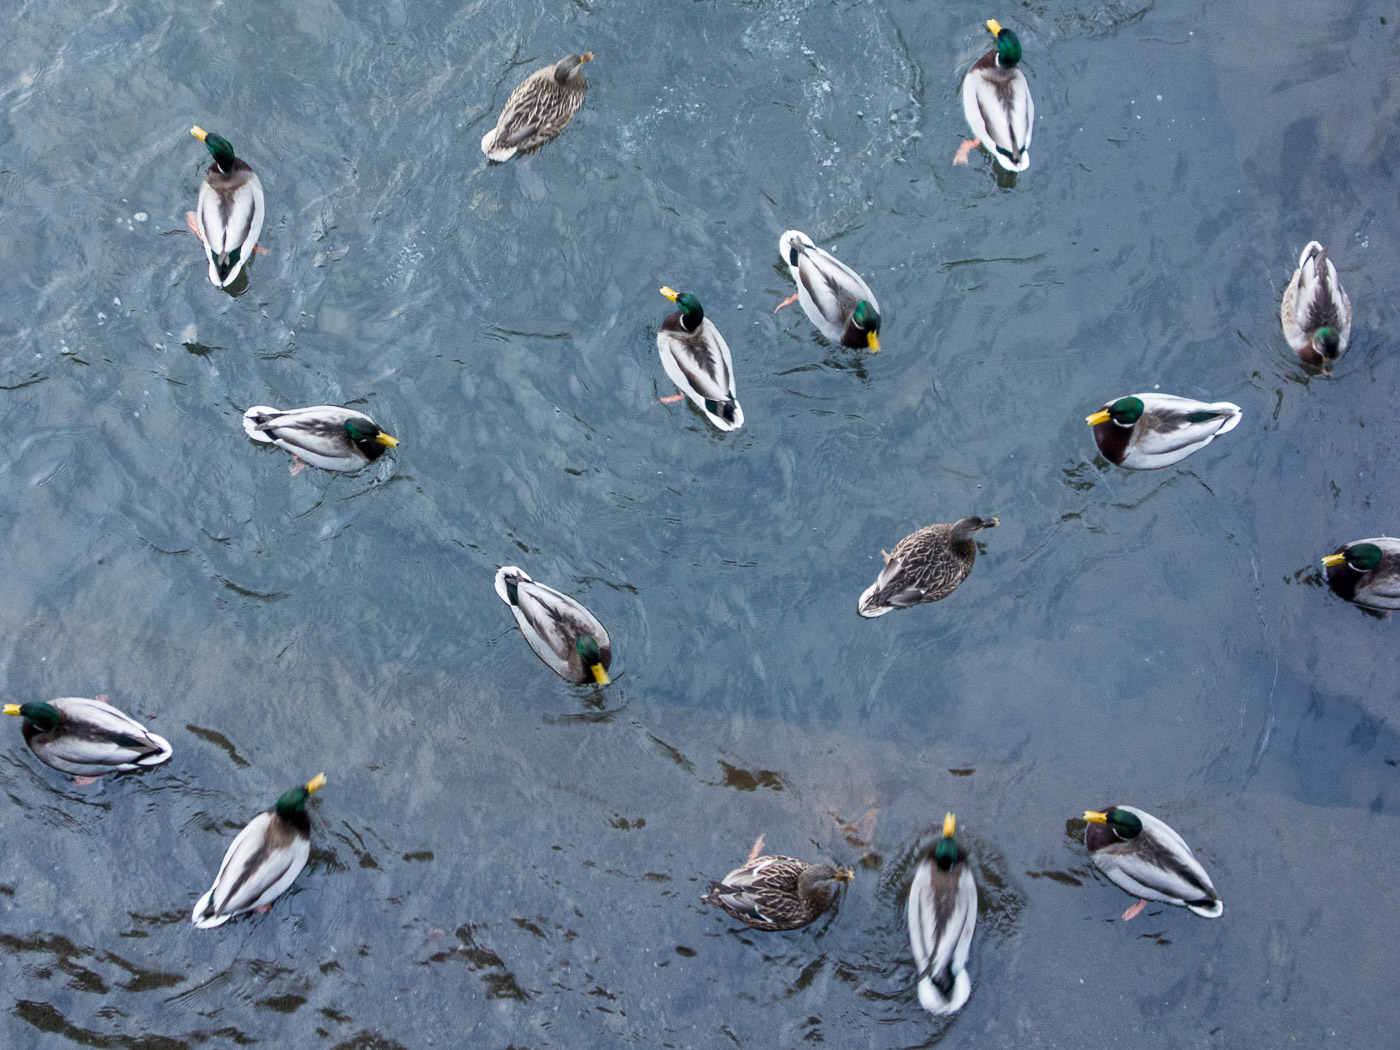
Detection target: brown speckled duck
<box><xmin>857</xmin><ymin>517</ymin><xmax>998</xmax><ymax>617</ymax></box>
<box><xmin>701</xmin><ymin>845</ymin><xmax>853</xmax><ymax>931</ymax></box>
<box><xmin>481</xmin><ymin>53</ymin><xmax>593</xmax><ymax>162</ymax></box>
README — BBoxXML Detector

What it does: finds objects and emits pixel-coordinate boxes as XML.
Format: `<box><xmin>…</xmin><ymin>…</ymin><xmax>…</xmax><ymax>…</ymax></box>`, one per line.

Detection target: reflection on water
<box><xmin>2</xmin><ymin>0</ymin><xmax>1400</xmax><ymax>1047</ymax></box>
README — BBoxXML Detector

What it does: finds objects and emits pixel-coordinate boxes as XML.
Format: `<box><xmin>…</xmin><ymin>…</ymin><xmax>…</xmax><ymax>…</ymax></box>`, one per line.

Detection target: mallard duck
<box><xmin>775</xmin><ymin>230</ymin><xmax>881</xmax><ymax>351</ymax></box>
<box><xmin>1322</xmin><ymin>537</ymin><xmax>1400</xmax><ymax>612</ymax></box>
<box><xmin>700</xmin><ymin>844</ymin><xmax>853</xmax><ymax>931</ymax></box>
<box><xmin>192</xmin><ymin>773</ymin><xmax>327</xmax><ymax>929</ymax></box>
<box><xmin>190</xmin><ymin>127</ymin><xmax>265</xmax><ymax>288</ymax></box>
<box><xmin>495</xmin><ymin>566</ymin><xmax>611</xmax><ymax>685</ymax></box>
<box><xmin>657</xmin><ymin>287</ymin><xmax>744</xmax><ymax>432</ymax></box>
<box><xmin>242</xmin><ymin>405</ymin><xmax>397</xmax><ymax>473</ymax></box>
<box><xmin>908</xmin><ymin>813</ymin><xmax>977</xmax><ymax>1016</ymax></box>
<box><xmin>481</xmin><ymin>52</ymin><xmax>593</xmax><ymax>162</ymax></box>
<box><xmin>1281</xmin><ymin>241</ymin><xmax>1352</xmax><ymax>374</ymax></box>
<box><xmin>1083</xmin><ymin>806</ymin><xmax>1222</xmax><ymax>920</ymax></box>
<box><xmin>955</xmin><ymin>20</ymin><xmax>1034</xmax><ymax>171</ymax></box>
<box><xmin>1085</xmin><ymin>394</ymin><xmax>1241</xmax><ymax>469</ymax></box>
<box><xmin>4</xmin><ymin>696</ymin><xmax>172</xmax><ymax>786</ymax></box>
<box><xmin>857</xmin><ymin>517</ymin><xmax>998</xmax><ymax>618</ymax></box>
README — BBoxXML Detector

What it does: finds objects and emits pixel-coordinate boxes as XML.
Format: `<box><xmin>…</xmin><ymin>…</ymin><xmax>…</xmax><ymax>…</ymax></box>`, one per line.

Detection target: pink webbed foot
<box><xmin>1121</xmin><ymin>899</ymin><xmax>1148</xmax><ymax>921</ymax></box>
<box><xmin>254</xmin><ymin>245</ymin><xmax>270</xmax><ymax>256</ymax></box>
<box><xmin>93</xmin><ymin>694</ymin><xmax>110</xmax><ymax>704</ymax></box>
<box><xmin>658</xmin><ymin>394</ymin><xmax>685</xmax><ymax>405</ymax></box>
<box><xmin>745</xmin><ymin>834</ymin><xmax>766</xmax><ymax>865</ymax></box>
<box><xmin>254</xmin><ymin>903</ymin><xmax>273</xmax><ymax>914</ymax></box>
<box><xmin>953</xmin><ymin>139</ymin><xmax>980</xmax><ymax>166</ymax></box>
<box><xmin>880</xmin><ymin>549</ymin><xmax>892</xmax><ymax>564</ymax></box>
<box><xmin>185</xmin><ymin>212</ymin><xmax>204</xmax><ymax>242</ymax></box>
<box><xmin>289</xmin><ymin>456</ymin><xmax>307</xmax><ymax>476</ymax></box>
<box><xmin>774</xmin><ymin>293</ymin><xmax>799</xmax><ymax>314</ymax></box>
<box><xmin>73</xmin><ymin>775</ymin><xmax>102</xmax><ymax>787</ymax></box>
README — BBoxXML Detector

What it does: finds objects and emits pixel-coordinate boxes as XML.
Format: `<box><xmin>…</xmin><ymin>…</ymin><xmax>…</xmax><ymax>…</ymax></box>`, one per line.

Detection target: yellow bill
<box><xmin>306</xmin><ymin>773</ymin><xmax>328</xmax><ymax>794</ymax></box>
<box><xmin>579</xmin><ymin>52</ymin><xmax>595</xmax><ymax>64</ymax></box>
<box><xmin>376</xmin><ymin>432</ymin><xmax>399</xmax><ymax>448</ymax></box>
<box><xmin>867</xmin><ymin>331</ymin><xmax>881</xmax><ymax>353</ymax></box>
<box><xmin>1085</xmin><ymin>409</ymin><xmax>1112</xmax><ymax>426</ymax></box>
<box><xmin>942</xmin><ymin>812</ymin><xmax>957</xmax><ymax>837</ymax></box>
<box><xmin>190</xmin><ymin>126</ymin><xmax>208</xmax><ymax>142</ymax></box>
<box><xmin>1321</xmin><ymin>553</ymin><xmax>1346</xmax><ymax>568</ymax></box>
<box><xmin>660</xmin><ymin>286</ymin><xmax>679</xmax><ymax>302</ymax></box>
<box><xmin>986</xmin><ymin>19</ymin><xmax>1003</xmax><ymax>36</ymax></box>
<box><xmin>835</xmin><ymin>867</ymin><xmax>856</xmax><ymax>882</ymax></box>
<box><xmin>3</xmin><ymin>704</ymin><xmax>20</xmax><ymax>716</ymax></box>
<box><xmin>590</xmin><ymin>663</ymin><xmax>611</xmax><ymax>686</ymax></box>
<box><xmin>1083</xmin><ymin>810</ymin><xmax>1108</xmax><ymax>823</ymax></box>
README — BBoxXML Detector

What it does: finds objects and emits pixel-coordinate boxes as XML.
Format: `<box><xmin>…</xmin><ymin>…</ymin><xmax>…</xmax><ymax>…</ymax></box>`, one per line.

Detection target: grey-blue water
<box><xmin>1</xmin><ymin>1</ymin><xmax>1397</xmax><ymax>1047</ymax></box>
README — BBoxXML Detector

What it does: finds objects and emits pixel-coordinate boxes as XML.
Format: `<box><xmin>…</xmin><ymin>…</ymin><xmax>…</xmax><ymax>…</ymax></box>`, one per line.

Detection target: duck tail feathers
<box><xmin>494</xmin><ymin>566</ymin><xmax>531</xmax><ymax>604</ymax></box>
<box><xmin>242</xmin><ymin>406</ymin><xmax>281</xmax><ymax>442</ymax></box>
<box><xmin>916</xmin><ymin>970</ymin><xmax>971</xmax><ymax>1016</ymax></box>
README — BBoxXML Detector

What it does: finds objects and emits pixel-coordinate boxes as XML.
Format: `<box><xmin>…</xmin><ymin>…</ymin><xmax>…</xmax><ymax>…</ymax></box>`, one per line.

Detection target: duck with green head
<box><xmin>494</xmin><ymin>566</ymin><xmax>612</xmax><ymax>685</ymax></box>
<box><xmin>1322</xmin><ymin>537</ymin><xmax>1400</xmax><ymax>612</ymax></box>
<box><xmin>956</xmin><ymin>19</ymin><xmax>1034</xmax><ymax>171</ymax></box>
<box><xmin>192</xmin><ymin>773</ymin><xmax>327</xmax><ymax>928</ymax></box>
<box><xmin>4</xmin><ymin>696</ymin><xmax>171</xmax><ymax>785</ymax></box>
<box><xmin>701</xmin><ymin>838</ymin><xmax>854</xmax><ymax>932</ymax></box>
<box><xmin>1281</xmin><ymin>241</ymin><xmax>1352</xmax><ymax>374</ymax></box>
<box><xmin>908</xmin><ymin>813</ymin><xmax>978</xmax><ymax>1015</ymax></box>
<box><xmin>481</xmin><ymin>52</ymin><xmax>594</xmax><ymax>162</ymax></box>
<box><xmin>1085</xmin><ymin>393</ymin><xmax>1241</xmax><ymax>469</ymax></box>
<box><xmin>1083</xmin><ymin>805</ymin><xmax>1222</xmax><ymax>920</ymax></box>
<box><xmin>657</xmin><ymin>287</ymin><xmax>744</xmax><ymax>431</ymax></box>
<box><xmin>775</xmin><ymin>230</ymin><xmax>882</xmax><ymax>352</ymax></box>
<box><xmin>242</xmin><ymin>404</ymin><xmax>398</xmax><ymax>474</ymax></box>
<box><xmin>189</xmin><ymin>126</ymin><xmax>265</xmax><ymax>288</ymax></box>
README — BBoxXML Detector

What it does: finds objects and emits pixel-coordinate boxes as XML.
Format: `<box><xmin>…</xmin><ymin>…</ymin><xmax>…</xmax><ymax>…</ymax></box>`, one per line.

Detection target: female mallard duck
<box><xmin>955</xmin><ymin>20</ymin><xmax>1034</xmax><ymax>171</ymax></box>
<box><xmin>1085</xmin><ymin>394</ymin><xmax>1241</xmax><ymax>469</ymax></box>
<box><xmin>481</xmin><ymin>52</ymin><xmax>593</xmax><ymax>162</ymax></box>
<box><xmin>1083</xmin><ymin>805</ymin><xmax>1222</xmax><ymax>920</ymax></box>
<box><xmin>1322</xmin><ymin>537</ymin><xmax>1400</xmax><ymax>612</ymax></box>
<box><xmin>4</xmin><ymin>696</ymin><xmax>171</xmax><ymax>786</ymax></box>
<box><xmin>657</xmin><ymin>287</ymin><xmax>744</xmax><ymax>432</ymax></box>
<box><xmin>775</xmin><ymin>230</ymin><xmax>881</xmax><ymax>351</ymax></box>
<box><xmin>908</xmin><ymin>813</ymin><xmax>977</xmax><ymax>1016</ymax></box>
<box><xmin>701</xmin><ymin>843</ymin><xmax>853</xmax><ymax>931</ymax></box>
<box><xmin>858</xmin><ymin>517</ymin><xmax>998</xmax><ymax>618</ymax></box>
<box><xmin>189</xmin><ymin>127</ymin><xmax>265</xmax><ymax>288</ymax></box>
<box><xmin>242</xmin><ymin>405</ymin><xmax>398</xmax><ymax>473</ymax></box>
<box><xmin>494</xmin><ymin>566</ymin><xmax>611</xmax><ymax>685</ymax></box>
<box><xmin>1281</xmin><ymin>241</ymin><xmax>1352</xmax><ymax>374</ymax></box>
<box><xmin>192</xmin><ymin>773</ymin><xmax>327</xmax><ymax>929</ymax></box>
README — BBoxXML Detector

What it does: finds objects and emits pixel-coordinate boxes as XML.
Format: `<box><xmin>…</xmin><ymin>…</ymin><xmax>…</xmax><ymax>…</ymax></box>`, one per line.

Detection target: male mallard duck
<box><xmin>657</xmin><ymin>287</ymin><xmax>744</xmax><ymax>432</ymax></box>
<box><xmin>775</xmin><ymin>230</ymin><xmax>881</xmax><ymax>351</ymax></box>
<box><xmin>908</xmin><ymin>813</ymin><xmax>978</xmax><ymax>1016</ymax></box>
<box><xmin>701</xmin><ymin>842</ymin><xmax>853</xmax><ymax>931</ymax></box>
<box><xmin>242</xmin><ymin>405</ymin><xmax>398</xmax><ymax>473</ymax></box>
<box><xmin>955</xmin><ymin>20</ymin><xmax>1034</xmax><ymax>171</ymax></box>
<box><xmin>494</xmin><ymin>566</ymin><xmax>611</xmax><ymax>685</ymax></box>
<box><xmin>1322</xmin><ymin>537</ymin><xmax>1400</xmax><ymax>612</ymax></box>
<box><xmin>1281</xmin><ymin>241</ymin><xmax>1352</xmax><ymax>374</ymax></box>
<box><xmin>1085</xmin><ymin>394</ymin><xmax>1241</xmax><ymax>469</ymax></box>
<box><xmin>192</xmin><ymin>773</ymin><xmax>327</xmax><ymax>929</ymax></box>
<box><xmin>1083</xmin><ymin>805</ymin><xmax>1222</xmax><ymax>920</ymax></box>
<box><xmin>857</xmin><ymin>517</ymin><xmax>998</xmax><ymax>618</ymax></box>
<box><xmin>190</xmin><ymin>127</ymin><xmax>265</xmax><ymax>288</ymax></box>
<box><xmin>4</xmin><ymin>696</ymin><xmax>172</xmax><ymax>786</ymax></box>
<box><xmin>481</xmin><ymin>52</ymin><xmax>593</xmax><ymax>162</ymax></box>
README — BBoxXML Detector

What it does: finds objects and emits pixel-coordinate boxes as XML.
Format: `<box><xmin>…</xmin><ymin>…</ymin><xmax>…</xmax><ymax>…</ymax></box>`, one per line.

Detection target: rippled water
<box><xmin>2</xmin><ymin>1</ymin><xmax>1398</xmax><ymax>1047</ymax></box>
